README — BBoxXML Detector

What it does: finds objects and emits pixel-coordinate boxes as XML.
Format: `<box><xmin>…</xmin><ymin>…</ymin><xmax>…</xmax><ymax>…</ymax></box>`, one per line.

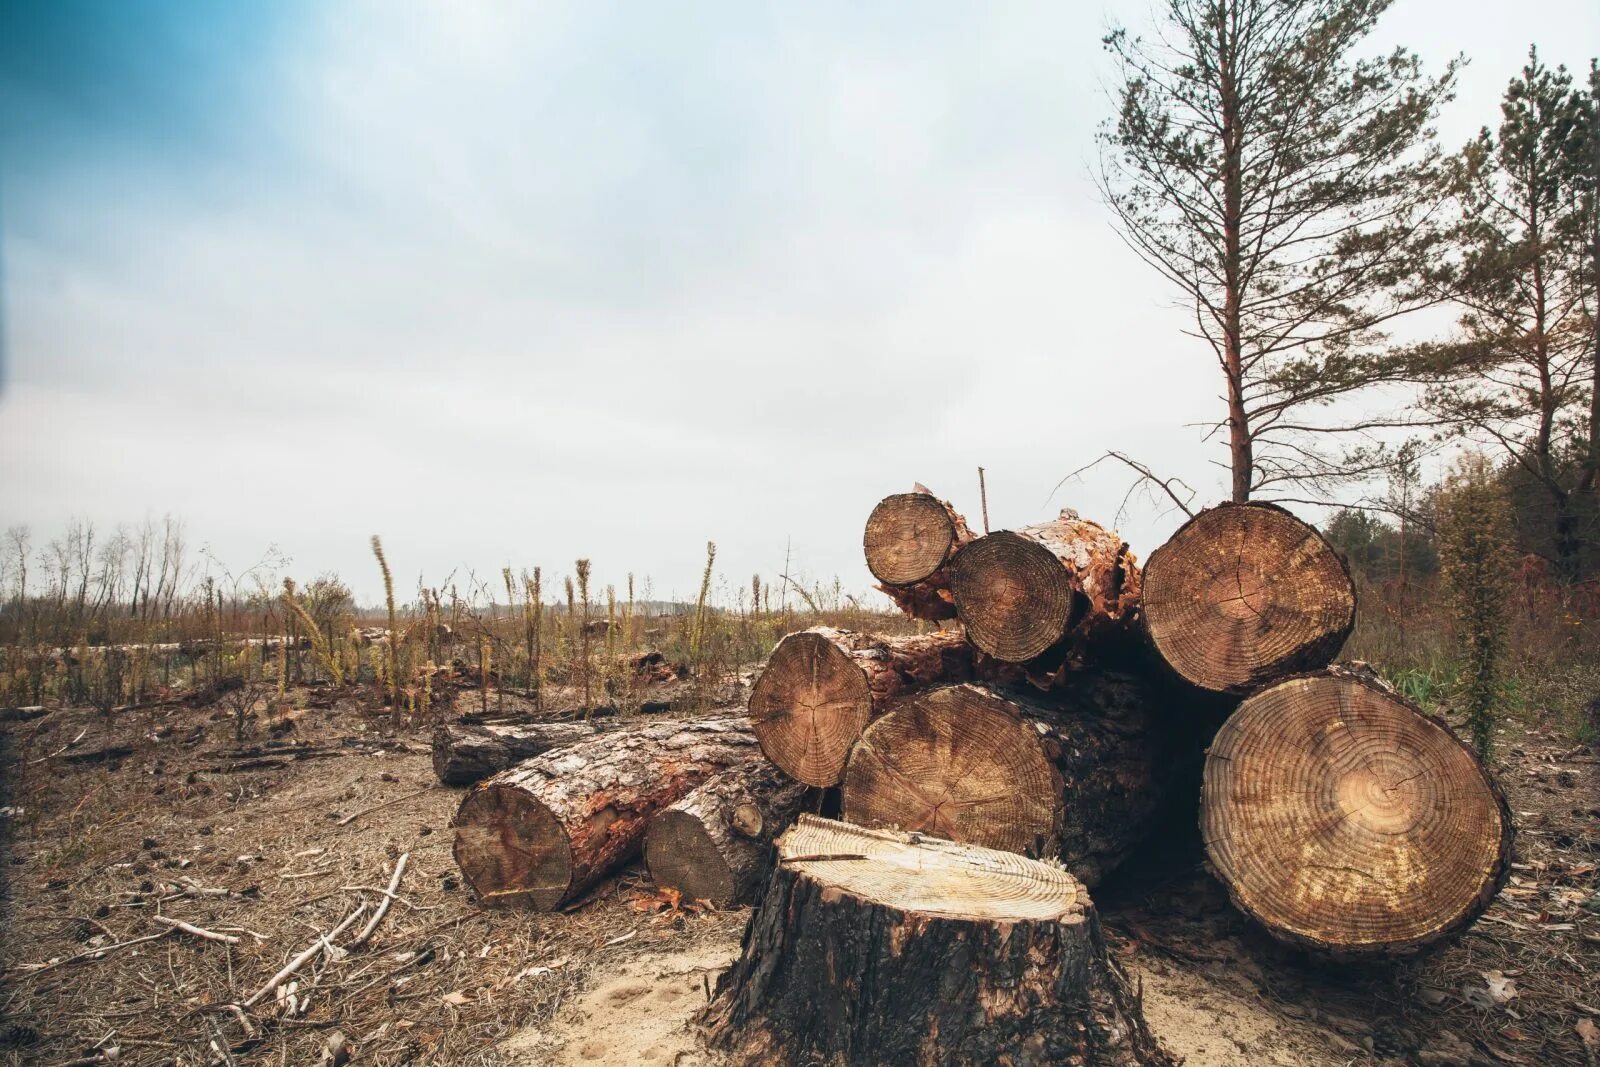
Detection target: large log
<box><xmin>862</xmin><ymin>485</ymin><xmax>976</xmax><ymax>621</ymax></box>
<box><xmin>746</xmin><ymin>627</ymin><xmax>973</xmax><ymax>787</ymax></box>
<box><xmin>645</xmin><ymin>759</ymin><xmax>808</xmax><ymax>906</ymax></box>
<box><xmin>949</xmin><ymin>509</ymin><xmax>1141</xmax><ymax>665</ymax></box>
<box><xmin>1143</xmin><ymin>502</ymin><xmax>1354</xmax><ymax>693</ymax></box>
<box><xmin>841</xmin><ymin>676</ymin><xmax>1163</xmax><ymax>886</ymax></box>
<box><xmin>1202</xmin><ymin>670</ymin><xmax>1513</xmax><ymax>956</ymax></box>
<box><xmin>431</xmin><ymin>721</ymin><xmax>615</xmax><ymax>785</ymax></box>
<box><xmin>452</xmin><ymin>715</ymin><xmax>760</xmax><ymax>910</ymax></box>
<box><xmin>702</xmin><ymin>816</ymin><xmax>1174</xmax><ymax>1067</ymax></box>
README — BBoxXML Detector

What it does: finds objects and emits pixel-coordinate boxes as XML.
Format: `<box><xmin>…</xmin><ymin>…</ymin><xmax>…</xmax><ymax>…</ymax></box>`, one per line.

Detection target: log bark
<box><xmin>949</xmin><ymin>509</ymin><xmax>1141</xmax><ymax>664</ymax></box>
<box><xmin>863</xmin><ymin>485</ymin><xmax>976</xmax><ymax>622</ymax></box>
<box><xmin>645</xmin><ymin>759</ymin><xmax>808</xmax><ymax>905</ymax></box>
<box><xmin>431</xmin><ymin>720</ymin><xmax>616</xmax><ymax>785</ymax></box>
<box><xmin>1143</xmin><ymin>502</ymin><xmax>1355</xmax><ymax>694</ymax></box>
<box><xmin>1202</xmin><ymin>670</ymin><xmax>1513</xmax><ymax>956</ymax></box>
<box><xmin>452</xmin><ymin>715</ymin><xmax>760</xmax><ymax>910</ymax></box>
<box><xmin>841</xmin><ymin>675</ymin><xmax>1164</xmax><ymax>887</ymax></box>
<box><xmin>747</xmin><ymin>626</ymin><xmax>973</xmax><ymax>787</ymax></box>
<box><xmin>702</xmin><ymin>816</ymin><xmax>1174</xmax><ymax>1067</ymax></box>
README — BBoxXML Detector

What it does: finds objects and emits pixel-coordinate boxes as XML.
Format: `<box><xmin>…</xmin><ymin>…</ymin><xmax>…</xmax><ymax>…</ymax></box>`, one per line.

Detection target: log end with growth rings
<box><xmin>452</xmin><ymin>786</ymin><xmax>572</xmax><ymax>910</ymax></box>
<box><xmin>863</xmin><ymin>492</ymin><xmax>961</xmax><ymax>586</ymax></box>
<box><xmin>1202</xmin><ymin>671</ymin><xmax>1512</xmax><ymax>956</ymax></box>
<box><xmin>949</xmin><ymin>531</ymin><xmax>1079</xmax><ymax>662</ymax></box>
<box><xmin>646</xmin><ymin>809</ymin><xmax>739</xmax><ymax>905</ymax></box>
<box><xmin>748</xmin><ymin>631</ymin><xmax>872</xmax><ymax>786</ymax></box>
<box><xmin>1143</xmin><ymin>502</ymin><xmax>1355</xmax><ymax>693</ymax></box>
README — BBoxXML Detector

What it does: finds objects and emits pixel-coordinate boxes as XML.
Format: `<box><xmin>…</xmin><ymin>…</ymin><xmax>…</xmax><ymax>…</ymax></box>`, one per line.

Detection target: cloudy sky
<box><xmin>2</xmin><ymin>0</ymin><xmax>1595</xmax><ymax>604</ymax></box>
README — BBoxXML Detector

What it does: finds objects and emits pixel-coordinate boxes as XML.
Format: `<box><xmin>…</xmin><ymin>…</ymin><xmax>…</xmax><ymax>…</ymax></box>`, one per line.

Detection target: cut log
<box><xmin>841</xmin><ymin>675</ymin><xmax>1163</xmax><ymax>886</ymax></box>
<box><xmin>1202</xmin><ymin>670</ymin><xmax>1513</xmax><ymax>956</ymax></box>
<box><xmin>746</xmin><ymin>627</ymin><xmax>973</xmax><ymax>787</ymax></box>
<box><xmin>432</xmin><ymin>720</ymin><xmax>618</xmax><ymax>785</ymax></box>
<box><xmin>702</xmin><ymin>815</ymin><xmax>1174</xmax><ymax>1067</ymax></box>
<box><xmin>949</xmin><ymin>510</ymin><xmax>1141</xmax><ymax>664</ymax></box>
<box><xmin>862</xmin><ymin>485</ymin><xmax>975</xmax><ymax>621</ymax></box>
<box><xmin>452</xmin><ymin>715</ymin><xmax>760</xmax><ymax>910</ymax></box>
<box><xmin>645</xmin><ymin>759</ymin><xmax>808</xmax><ymax>905</ymax></box>
<box><xmin>1143</xmin><ymin>502</ymin><xmax>1354</xmax><ymax>694</ymax></box>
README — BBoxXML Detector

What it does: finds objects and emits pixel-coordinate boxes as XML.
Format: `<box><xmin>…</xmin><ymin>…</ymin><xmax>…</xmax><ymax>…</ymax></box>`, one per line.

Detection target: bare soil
<box><xmin>2</xmin><ymin>689</ymin><xmax>1596</xmax><ymax>1066</ymax></box>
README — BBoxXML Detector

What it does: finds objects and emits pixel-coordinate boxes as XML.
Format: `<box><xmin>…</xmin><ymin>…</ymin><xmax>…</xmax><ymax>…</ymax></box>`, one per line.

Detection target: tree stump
<box><xmin>747</xmin><ymin>627</ymin><xmax>973</xmax><ymax>786</ymax></box>
<box><xmin>452</xmin><ymin>716</ymin><xmax>759</xmax><ymax>910</ymax></box>
<box><xmin>863</xmin><ymin>486</ymin><xmax>976</xmax><ymax>621</ymax></box>
<box><xmin>841</xmin><ymin>678</ymin><xmax>1163</xmax><ymax>886</ymax></box>
<box><xmin>949</xmin><ymin>511</ymin><xmax>1141</xmax><ymax>664</ymax></box>
<box><xmin>431</xmin><ymin>720</ymin><xmax>614</xmax><ymax>785</ymax></box>
<box><xmin>1143</xmin><ymin>503</ymin><xmax>1354</xmax><ymax>693</ymax></box>
<box><xmin>645</xmin><ymin>759</ymin><xmax>808</xmax><ymax>905</ymax></box>
<box><xmin>1202</xmin><ymin>671</ymin><xmax>1513</xmax><ymax>955</ymax></box>
<box><xmin>702</xmin><ymin>816</ymin><xmax>1173</xmax><ymax>1067</ymax></box>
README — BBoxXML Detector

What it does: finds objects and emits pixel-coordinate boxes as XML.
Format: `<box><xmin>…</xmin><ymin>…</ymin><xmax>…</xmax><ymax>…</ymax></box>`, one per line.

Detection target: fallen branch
<box><xmin>336</xmin><ymin>788</ymin><xmax>430</xmax><ymax>827</ymax></box>
<box><xmin>241</xmin><ymin>904</ymin><xmax>367</xmax><ymax>1008</ymax></box>
<box><xmin>351</xmin><ymin>854</ymin><xmax>409</xmax><ymax>946</ymax></box>
<box><xmin>153</xmin><ymin>915</ymin><xmax>241</xmax><ymax>944</ymax></box>
<box><xmin>8</xmin><ymin>929</ymin><xmax>173</xmax><ymax>980</ymax></box>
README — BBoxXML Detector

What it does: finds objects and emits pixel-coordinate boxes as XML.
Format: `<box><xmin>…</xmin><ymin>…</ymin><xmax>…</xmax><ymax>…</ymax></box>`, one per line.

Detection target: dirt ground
<box><xmin>2</xmin><ymin>688</ymin><xmax>1596</xmax><ymax>1066</ymax></box>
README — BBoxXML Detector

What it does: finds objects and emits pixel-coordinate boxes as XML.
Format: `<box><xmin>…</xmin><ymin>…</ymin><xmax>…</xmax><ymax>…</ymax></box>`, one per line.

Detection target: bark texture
<box><xmin>431</xmin><ymin>720</ymin><xmax>614</xmax><ymax>786</ymax></box>
<box><xmin>452</xmin><ymin>715</ymin><xmax>759</xmax><ymax>910</ymax></box>
<box><xmin>747</xmin><ymin>626</ymin><xmax>973</xmax><ymax>787</ymax></box>
<box><xmin>949</xmin><ymin>510</ymin><xmax>1141</xmax><ymax>665</ymax></box>
<box><xmin>842</xmin><ymin>675</ymin><xmax>1164</xmax><ymax>887</ymax></box>
<box><xmin>1203</xmin><ymin>670</ymin><xmax>1513</xmax><ymax>956</ymax></box>
<box><xmin>1143</xmin><ymin>502</ymin><xmax>1354</xmax><ymax>694</ymax></box>
<box><xmin>702</xmin><ymin>816</ymin><xmax>1173</xmax><ymax>1067</ymax></box>
<box><xmin>645</xmin><ymin>758</ymin><xmax>808</xmax><ymax>905</ymax></box>
<box><xmin>863</xmin><ymin>485</ymin><xmax>976</xmax><ymax>622</ymax></box>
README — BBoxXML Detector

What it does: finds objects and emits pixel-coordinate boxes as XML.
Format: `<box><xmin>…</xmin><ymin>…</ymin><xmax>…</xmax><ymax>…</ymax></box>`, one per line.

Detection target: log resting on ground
<box><xmin>452</xmin><ymin>715</ymin><xmax>759</xmax><ymax>910</ymax></box>
<box><xmin>645</xmin><ymin>759</ymin><xmax>808</xmax><ymax>906</ymax></box>
<box><xmin>841</xmin><ymin>674</ymin><xmax>1164</xmax><ymax>886</ymax></box>
<box><xmin>1143</xmin><ymin>502</ymin><xmax>1354</xmax><ymax>694</ymax></box>
<box><xmin>432</xmin><ymin>720</ymin><xmax>617</xmax><ymax>785</ymax></box>
<box><xmin>949</xmin><ymin>510</ymin><xmax>1141</xmax><ymax>666</ymax></box>
<box><xmin>746</xmin><ymin>626</ymin><xmax>973</xmax><ymax>787</ymax></box>
<box><xmin>701</xmin><ymin>815</ymin><xmax>1174</xmax><ymax>1067</ymax></box>
<box><xmin>1202</xmin><ymin>670</ymin><xmax>1512</xmax><ymax>956</ymax></box>
<box><xmin>862</xmin><ymin>485</ymin><xmax>976</xmax><ymax>622</ymax></box>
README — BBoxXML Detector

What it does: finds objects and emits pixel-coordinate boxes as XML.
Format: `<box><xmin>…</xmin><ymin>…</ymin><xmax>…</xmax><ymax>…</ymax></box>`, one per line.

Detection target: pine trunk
<box><xmin>431</xmin><ymin>720</ymin><xmax>614</xmax><ymax>785</ymax></box>
<box><xmin>949</xmin><ymin>510</ymin><xmax>1141</xmax><ymax>665</ymax></box>
<box><xmin>702</xmin><ymin>816</ymin><xmax>1174</xmax><ymax>1067</ymax></box>
<box><xmin>862</xmin><ymin>485</ymin><xmax>976</xmax><ymax>621</ymax></box>
<box><xmin>645</xmin><ymin>759</ymin><xmax>808</xmax><ymax>905</ymax></box>
<box><xmin>1202</xmin><ymin>670</ymin><xmax>1513</xmax><ymax>955</ymax></box>
<box><xmin>841</xmin><ymin>675</ymin><xmax>1164</xmax><ymax>887</ymax></box>
<box><xmin>452</xmin><ymin>715</ymin><xmax>759</xmax><ymax>910</ymax></box>
<box><xmin>747</xmin><ymin>626</ymin><xmax>973</xmax><ymax>786</ymax></box>
<box><xmin>1142</xmin><ymin>502</ymin><xmax>1354</xmax><ymax>694</ymax></box>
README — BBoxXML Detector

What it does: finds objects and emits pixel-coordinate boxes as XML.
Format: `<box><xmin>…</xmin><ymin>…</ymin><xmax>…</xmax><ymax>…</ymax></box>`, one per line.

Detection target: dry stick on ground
<box><xmin>1202</xmin><ymin>670</ymin><xmax>1513</xmax><ymax>956</ymax></box>
<box><xmin>949</xmin><ymin>509</ymin><xmax>1142</xmax><ymax>667</ymax></box>
<box><xmin>152</xmin><ymin>916</ymin><xmax>241</xmax><ymax>945</ymax></box>
<box><xmin>746</xmin><ymin>627</ymin><xmax>973</xmax><ymax>787</ymax></box>
<box><xmin>841</xmin><ymin>675</ymin><xmax>1166</xmax><ymax>887</ymax></box>
<box><xmin>862</xmin><ymin>485</ymin><xmax>976</xmax><ymax>622</ymax></box>
<box><xmin>1142</xmin><ymin>501</ymin><xmax>1354</xmax><ymax>694</ymax></box>
<box><xmin>452</xmin><ymin>715</ymin><xmax>760</xmax><ymax>910</ymax></box>
<box><xmin>240</xmin><ymin>903</ymin><xmax>367</xmax><ymax>1009</ymax></box>
<box><xmin>702</xmin><ymin>815</ymin><xmax>1174</xmax><ymax>1067</ymax></box>
<box><xmin>8</xmin><ymin>929</ymin><xmax>175</xmax><ymax>980</ymax></box>
<box><xmin>351</xmin><ymin>854</ymin><xmax>409</xmax><ymax>946</ymax></box>
<box><xmin>335</xmin><ymin>787</ymin><xmax>430</xmax><ymax>827</ymax></box>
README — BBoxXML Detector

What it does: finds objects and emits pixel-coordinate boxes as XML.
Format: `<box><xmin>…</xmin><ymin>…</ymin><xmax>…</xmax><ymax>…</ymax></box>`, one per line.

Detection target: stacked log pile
<box><xmin>442</xmin><ymin>485</ymin><xmax>1513</xmax><ymax>1064</ymax></box>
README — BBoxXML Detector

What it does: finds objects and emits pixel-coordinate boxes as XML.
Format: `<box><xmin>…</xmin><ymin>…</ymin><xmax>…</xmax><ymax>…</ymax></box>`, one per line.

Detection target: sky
<box><xmin>2</xmin><ymin>0</ymin><xmax>1597</xmax><ymax>605</ymax></box>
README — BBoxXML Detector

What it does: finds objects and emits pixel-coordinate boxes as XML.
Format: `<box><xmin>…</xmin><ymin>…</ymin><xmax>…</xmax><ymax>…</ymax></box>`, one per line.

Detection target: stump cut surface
<box><xmin>1203</xmin><ymin>672</ymin><xmax>1511</xmax><ymax>954</ymax></box>
<box><xmin>1144</xmin><ymin>503</ymin><xmax>1354</xmax><ymax>693</ymax></box>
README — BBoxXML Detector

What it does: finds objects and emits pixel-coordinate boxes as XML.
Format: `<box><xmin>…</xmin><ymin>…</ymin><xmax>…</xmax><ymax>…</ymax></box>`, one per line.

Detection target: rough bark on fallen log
<box><xmin>841</xmin><ymin>674</ymin><xmax>1164</xmax><ymax>886</ymax></box>
<box><xmin>862</xmin><ymin>485</ymin><xmax>976</xmax><ymax>622</ymax></box>
<box><xmin>645</xmin><ymin>759</ymin><xmax>808</xmax><ymax>906</ymax></box>
<box><xmin>431</xmin><ymin>720</ymin><xmax>617</xmax><ymax>785</ymax></box>
<box><xmin>452</xmin><ymin>715</ymin><xmax>760</xmax><ymax>910</ymax></box>
<box><xmin>701</xmin><ymin>816</ymin><xmax>1174</xmax><ymax>1067</ymax></box>
<box><xmin>1202</xmin><ymin>670</ymin><xmax>1512</xmax><ymax>956</ymax></box>
<box><xmin>746</xmin><ymin>627</ymin><xmax>973</xmax><ymax>786</ymax></box>
<box><xmin>1143</xmin><ymin>502</ymin><xmax>1355</xmax><ymax>694</ymax></box>
<box><xmin>949</xmin><ymin>509</ymin><xmax>1141</xmax><ymax>665</ymax></box>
